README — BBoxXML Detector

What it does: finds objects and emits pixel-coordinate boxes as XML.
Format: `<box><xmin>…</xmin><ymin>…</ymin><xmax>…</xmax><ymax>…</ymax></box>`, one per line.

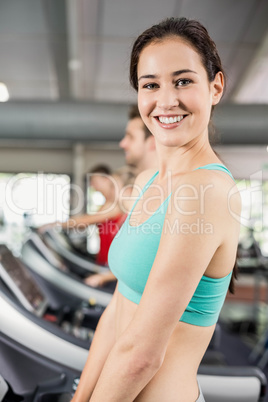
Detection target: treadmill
<box><xmin>0</xmin><ymin>244</ymin><xmax>99</xmax><ymax>401</ymax></box>
<box><xmin>41</xmin><ymin>228</ymin><xmax>109</xmax><ymax>278</ymax></box>
<box><xmin>21</xmin><ymin>231</ymin><xmax>113</xmax><ymax>310</ymax></box>
<box><xmin>2</xmin><ymin>246</ymin><xmax>265</xmax><ymax>401</ymax></box>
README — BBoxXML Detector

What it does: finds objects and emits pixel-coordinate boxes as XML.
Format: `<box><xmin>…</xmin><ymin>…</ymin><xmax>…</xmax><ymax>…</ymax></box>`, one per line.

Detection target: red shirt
<box><xmin>96</xmin><ymin>214</ymin><xmax>126</xmax><ymax>265</ymax></box>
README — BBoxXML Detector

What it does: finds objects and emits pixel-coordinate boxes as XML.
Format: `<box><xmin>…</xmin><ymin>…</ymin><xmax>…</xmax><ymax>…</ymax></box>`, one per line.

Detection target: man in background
<box><xmin>120</xmin><ymin>105</ymin><xmax>157</xmax><ymax>173</ymax></box>
<box><xmin>85</xmin><ymin>106</ymin><xmax>158</xmax><ymax>287</ymax></box>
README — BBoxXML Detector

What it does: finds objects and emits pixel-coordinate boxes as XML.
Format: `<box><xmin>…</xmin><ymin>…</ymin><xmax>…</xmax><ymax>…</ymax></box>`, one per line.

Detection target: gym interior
<box><xmin>0</xmin><ymin>1</ymin><xmax>268</xmax><ymax>401</ymax></box>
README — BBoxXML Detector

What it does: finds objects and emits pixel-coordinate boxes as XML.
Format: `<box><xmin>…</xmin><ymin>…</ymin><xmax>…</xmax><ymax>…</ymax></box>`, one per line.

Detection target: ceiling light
<box><xmin>68</xmin><ymin>59</ymin><xmax>81</xmax><ymax>71</ymax></box>
<box><xmin>0</xmin><ymin>82</ymin><xmax>9</xmax><ymax>102</ymax></box>
<box><xmin>232</xmin><ymin>31</ymin><xmax>268</xmax><ymax>103</ymax></box>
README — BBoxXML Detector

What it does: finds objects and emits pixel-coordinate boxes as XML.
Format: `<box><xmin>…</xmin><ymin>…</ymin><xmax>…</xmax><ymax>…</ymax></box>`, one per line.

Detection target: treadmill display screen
<box><xmin>0</xmin><ymin>245</ymin><xmax>46</xmax><ymax>315</ymax></box>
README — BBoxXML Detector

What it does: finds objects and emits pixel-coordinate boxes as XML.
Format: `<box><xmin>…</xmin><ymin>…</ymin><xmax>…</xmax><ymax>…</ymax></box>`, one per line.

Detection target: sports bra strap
<box><xmin>194</xmin><ymin>163</ymin><xmax>235</xmax><ymax>181</ymax></box>
<box><xmin>129</xmin><ymin>164</ymin><xmax>234</xmax><ymax>217</ymax></box>
<box><xmin>129</xmin><ymin>171</ymin><xmax>159</xmax><ymax>216</ymax></box>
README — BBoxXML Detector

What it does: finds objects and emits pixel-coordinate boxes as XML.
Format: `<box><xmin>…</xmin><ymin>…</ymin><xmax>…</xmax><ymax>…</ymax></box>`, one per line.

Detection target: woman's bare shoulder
<box><xmin>170</xmin><ymin>167</ymin><xmax>241</xmax><ymax>221</ymax></box>
<box><xmin>132</xmin><ymin>169</ymin><xmax>158</xmax><ymax>194</ymax></box>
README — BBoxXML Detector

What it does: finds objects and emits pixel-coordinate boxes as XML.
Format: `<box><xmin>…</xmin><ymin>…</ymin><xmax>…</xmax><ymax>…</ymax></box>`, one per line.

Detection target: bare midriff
<box><xmin>115</xmin><ymin>292</ymin><xmax>215</xmax><ymax>402</ymax></box>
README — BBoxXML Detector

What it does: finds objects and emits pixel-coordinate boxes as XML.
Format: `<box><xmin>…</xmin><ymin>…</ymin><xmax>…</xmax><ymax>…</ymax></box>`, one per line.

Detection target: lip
<box><xmin>153</xmin><ymin>115</ymin><xmax>187</xmax><ymax>129</ymax></box>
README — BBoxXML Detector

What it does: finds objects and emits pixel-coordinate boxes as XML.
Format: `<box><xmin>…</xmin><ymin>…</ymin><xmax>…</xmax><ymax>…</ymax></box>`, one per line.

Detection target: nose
<box><xmin>157</xmin><ymin>86</ymin><xmax>179</xmax><ymax>110</ymax></box>
<box><xmin>119</xmin><ymin>136</ymin><xmax>127</xmax><ymax>149</ymax></box>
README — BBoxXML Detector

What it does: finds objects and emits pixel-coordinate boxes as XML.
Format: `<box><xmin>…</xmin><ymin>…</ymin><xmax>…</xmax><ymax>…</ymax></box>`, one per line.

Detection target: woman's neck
<box><xmin>156</xmin><ymin>137</ymin><xmax>218</xmax><ymax>180</ymax></box>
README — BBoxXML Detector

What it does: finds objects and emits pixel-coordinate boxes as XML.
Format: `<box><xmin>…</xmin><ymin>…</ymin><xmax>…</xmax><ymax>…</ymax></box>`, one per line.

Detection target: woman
<box><xmin>39</xmin><ymin>165</ymin><xmax>134</xmax><ymax>274</ymax></box>
<box><xmin>72</xmin><ymin>17</ymin><xmax>241</xmax><ymax>401</ymax></box>
<box><xmin>85</xmin><ymin>165</ymin><xmax>136</xmax><ymax>287</ymax></box>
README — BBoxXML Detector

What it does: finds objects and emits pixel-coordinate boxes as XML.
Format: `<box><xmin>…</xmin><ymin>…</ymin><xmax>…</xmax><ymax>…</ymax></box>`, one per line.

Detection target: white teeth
<box><xmin>159</xmin><ymin>115</ymin><xmax>184</xmax><ymax>124</ymax></box>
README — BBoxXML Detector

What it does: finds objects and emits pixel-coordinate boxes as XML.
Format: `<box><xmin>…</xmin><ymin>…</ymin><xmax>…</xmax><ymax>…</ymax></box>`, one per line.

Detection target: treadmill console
<box><xmin>0</xmin><ymin>244</ymin><xmax>47</xmax><ymax>316</ymax></box>
<box><xmin>0</xmin><ymin>244</ymin><xmax>102</xmax><ymax>341</ymax></box>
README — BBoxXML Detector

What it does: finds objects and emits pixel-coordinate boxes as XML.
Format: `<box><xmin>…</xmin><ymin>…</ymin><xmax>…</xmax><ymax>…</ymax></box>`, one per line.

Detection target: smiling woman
<box><xmin>136</xmin><ymin>38</ymin><xmax>224</xmax><ymax>150</ymax></box>
<box><xmin>72</xmin><ymin>18</ymin><xmax>241</xmax><ymax>402</ymax></box>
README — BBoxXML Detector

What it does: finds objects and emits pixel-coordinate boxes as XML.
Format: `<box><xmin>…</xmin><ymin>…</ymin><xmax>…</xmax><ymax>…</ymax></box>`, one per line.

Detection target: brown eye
<box><xmin>176</xmin><ymin>79</ymin><xmax>192</xmax><ymax>87</ymax></box>
<box><xmin>143</xmin><ymin>83</ymin><xmax>159</xmax><ymax>89</ymax></box>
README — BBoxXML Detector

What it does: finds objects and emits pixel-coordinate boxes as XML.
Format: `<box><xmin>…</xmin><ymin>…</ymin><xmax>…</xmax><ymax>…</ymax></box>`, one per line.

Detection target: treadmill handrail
<box><xmin>0</xmin><ymin>295</ymin><xmax>88</xmax><ymax>371</ymax></box>
<box><xmin>0</xmin><ymin>283</ymin><xmax>90</xmax><ymax>349</ymax></box>
<box><xmin>197</xmin><ymin>365</ymin><xmax>266</xmax><ymax>401</ymax></box>
<box><xmin>28</xmin><ymin>232</ymin><xmax>64</xmax><ymax>270</ymax></box>
<box><xmin>21</xmin><ymin>242</ymin><xmax>112</xmax><ymax>307</ymax></box>
<box><xmin>44</xmin><ymin>230</ymin><xmax>108</xmax><ymax>274</ymax></box>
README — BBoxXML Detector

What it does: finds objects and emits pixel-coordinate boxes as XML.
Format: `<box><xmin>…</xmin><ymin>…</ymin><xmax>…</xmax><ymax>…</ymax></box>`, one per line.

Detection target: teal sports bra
<box><xmin>108</xmin><ymin>164</ymin><xmax>235</xmax><ymax>327</ymax></box>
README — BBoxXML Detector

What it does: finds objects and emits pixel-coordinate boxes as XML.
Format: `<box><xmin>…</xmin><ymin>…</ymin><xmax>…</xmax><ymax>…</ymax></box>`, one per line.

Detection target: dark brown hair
<box><xmin>128</xmin><ymin>104</ymin><xmax>152</xmax><ymax>140</ymax></box>
<box><xmin>130</xmin><ymin>17</ymin><xmax>225</xmax><ymax>90</ymax></box>
<box><xmin>129</xmin><ymin>18</ymin><xmax>238</xmax><ymax>293</ymax></box>
<box><xmin>130</xmin><ymin>18</ymin><xmax>225</xmax><ymax>144</ymax></box>
<box><xmin>89</xmin><ymin>164</ymin><xmax>112</xmax><ymax>175</ymax></box>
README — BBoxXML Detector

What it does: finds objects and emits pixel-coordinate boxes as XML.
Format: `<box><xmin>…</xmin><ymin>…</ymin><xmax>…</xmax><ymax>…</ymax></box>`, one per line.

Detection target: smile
<box><xmin>154</xmin><ymin>114</ymin><xmax>187</xmax><ymax>129</ymax></box>
<box><xmin>158</xmin><ymin>115</ymin><xmax>184</xmax><ymax>124</ymax></box>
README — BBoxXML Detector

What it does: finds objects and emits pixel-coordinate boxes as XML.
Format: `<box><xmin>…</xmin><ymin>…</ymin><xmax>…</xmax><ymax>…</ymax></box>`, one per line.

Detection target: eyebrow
<box><xmin>138</xmin><ymin>69</ymin><xmax>197</xmax><ymax>81</ymax></box>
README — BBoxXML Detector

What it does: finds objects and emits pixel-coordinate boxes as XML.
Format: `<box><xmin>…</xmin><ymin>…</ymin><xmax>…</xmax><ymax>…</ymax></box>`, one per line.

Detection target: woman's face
<box><xmin>91</xmin><ymin>175</ymin><xmax>110</xmax><ymax>195</ymax></box>
<box><xmin>137</xmin><ymin>37</ymin><xmax>223</xmax><ymax>149</ymax></box>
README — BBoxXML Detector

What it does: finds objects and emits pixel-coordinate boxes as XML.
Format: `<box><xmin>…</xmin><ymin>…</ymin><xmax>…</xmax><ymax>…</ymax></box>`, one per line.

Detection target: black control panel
<box><xmin>0</xmin><ymin>245</ymin><xmax>47</xmax><ymax>316</ymax></box>
<box><xmin>0</xmin><ymin>244</ymin><xmax>103</xmax><ymax>342</ymax></box>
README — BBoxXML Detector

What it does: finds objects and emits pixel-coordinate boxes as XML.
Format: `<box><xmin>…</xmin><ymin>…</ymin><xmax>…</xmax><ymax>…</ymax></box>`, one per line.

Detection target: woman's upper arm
<box><xmin>124</xmin><ymin>173</ymin><xmax>231</xmax><ymax>357</ymax></box>
<box><xmin>107</xmin><ymin>282</ymin><xmax>119</xmax><ymax>313</ymax></box>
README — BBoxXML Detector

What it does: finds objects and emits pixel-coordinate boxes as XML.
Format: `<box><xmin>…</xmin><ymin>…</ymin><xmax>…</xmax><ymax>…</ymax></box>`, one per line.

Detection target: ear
<box><xmin>211</xmin><ymin>71</ymin><xmax>224</xmax><ymax>106</ymax></box>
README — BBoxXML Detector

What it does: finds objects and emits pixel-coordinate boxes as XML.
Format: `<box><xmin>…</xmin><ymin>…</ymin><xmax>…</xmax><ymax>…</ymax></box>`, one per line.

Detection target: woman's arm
<box><xmin>38</xmin><ymin>202</ymin><xmax>122</xmax><ymax>233</ymax></box>
<box><xmin>84</xmin><ymin>271</ymin><xmax>116</xmax><ymax>287</ymax></box>
<box><xmin>89</xmin><ymin>172</ymin><xmax>240</xmax><ymax>401</ymax></box>
<box><xmin>71</xmin><ymin>286</ymin><xmax>118</xmax><ymax>402</ymax></box>
<box><xmin>62</xmin><ymin>202</ymin><xmax>122</xmax><ymax>231</ymax></box>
